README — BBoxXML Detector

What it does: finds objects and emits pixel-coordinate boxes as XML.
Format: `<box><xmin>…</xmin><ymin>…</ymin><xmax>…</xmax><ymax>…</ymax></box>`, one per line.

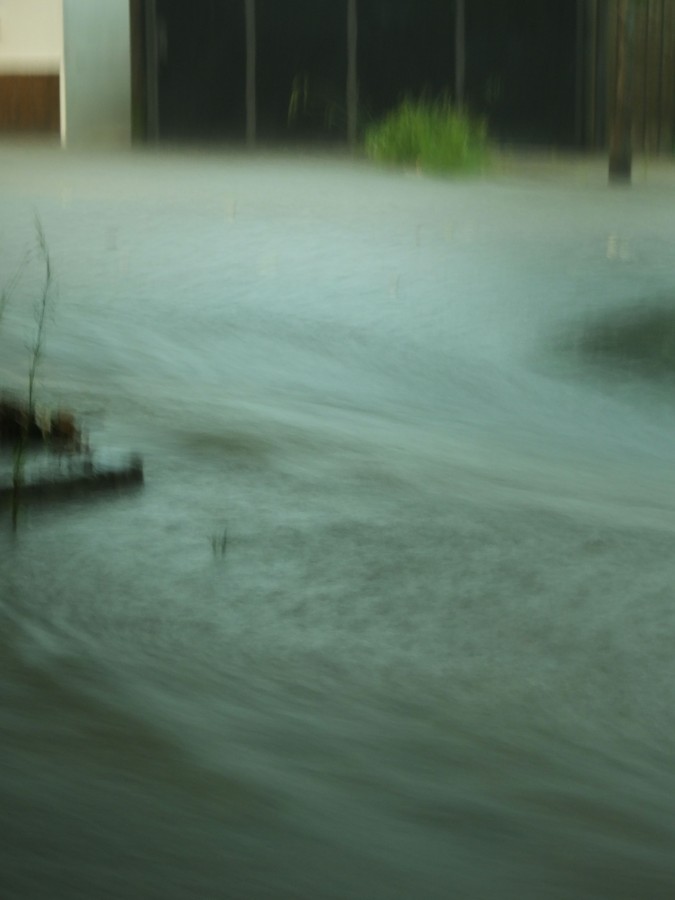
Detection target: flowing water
<box><xmin>1</xmin><ymin>143</ymin><xmax>675</xmax><ymax>899</ymax></box>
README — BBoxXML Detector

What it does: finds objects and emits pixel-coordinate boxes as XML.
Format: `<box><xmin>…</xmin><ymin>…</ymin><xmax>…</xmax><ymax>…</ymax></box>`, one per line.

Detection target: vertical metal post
<box><xmin>455</xmin><ymin>0</ymin><xmax>466</xmax><ymax>108</ymax></box>
<box><xmin>347</xmin><ymin>0</ymin><xmax>358</xmax><ymax>149</ymax></box>
<box><xmin>574</xmin><ymin>0</ymin><xmax>585</xmax><ymax>145</ymax></box>
<box><xmin>245</xmin><ymin>0</ymin><xmax>256</xmax><ymax>146</ymax></box>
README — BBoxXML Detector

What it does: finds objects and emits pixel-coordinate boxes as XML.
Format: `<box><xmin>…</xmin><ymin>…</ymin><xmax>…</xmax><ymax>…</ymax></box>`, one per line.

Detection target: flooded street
<box><xmin>2</xmin><ymin>142</ymin><xmax>675</xmax><ymax>899</ymax></box>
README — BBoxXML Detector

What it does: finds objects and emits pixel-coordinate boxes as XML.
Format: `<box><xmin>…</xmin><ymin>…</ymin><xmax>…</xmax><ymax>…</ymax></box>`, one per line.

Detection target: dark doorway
<box><xmin>464</xmin><ymin>0</ymin><xmax>578</xmax><ymax>145</ymax></box>
<box><xmin>145</xmin><ymin>0</ymin><xmax>347</xmax><ymax>144</ymax></box>
<box><xmin>138</xmin><ymin>0</ymin><xmax>581</xmax><ymax>148</ymax></box>
<box><xmin>359</xmin><ymin>0</ymin><xmax>457</xmax><ymax>115</ymax></box>
<box><xmin>257</xmin><ymin>0</ymin><xmax>345</xmax><ymax>142</ymax></box>
<box><xmin>155</xmin><ymin>0</ymin><xmax>245</xmax><ymax>141</ymax></box>
<box><xmin>356</xmin><ymin>0</ymin><xmax>579</xmax><ymax>147</ymax></box>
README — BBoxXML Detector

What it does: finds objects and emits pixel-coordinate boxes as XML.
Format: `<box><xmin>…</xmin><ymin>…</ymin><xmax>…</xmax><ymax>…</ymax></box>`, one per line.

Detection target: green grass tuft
<box><xmin>365</xmin><ymin>98</ymin><xmax>489</xmax><ymax>174</ymax></box>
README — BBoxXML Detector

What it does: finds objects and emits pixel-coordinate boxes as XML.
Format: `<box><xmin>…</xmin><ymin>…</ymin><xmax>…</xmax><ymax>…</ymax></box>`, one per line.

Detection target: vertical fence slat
<box><xmin>629</xmin><ymin>0</ymin><xmax>675</xmax><ymax>154</ymax></box>
<box><xmin>655</xmin><ymin>0</ymin><xmax>666</xmax><ymax>149</ymax></box>
<box><xmin>595</xmin><ymin>0</ymin><xmax>610</xmax><ymax>148</ymax></box>
<box><xmin>588</xmin><ymin>0</ymin><xmax>602</xmax><ymax>147</ymax></box>
<box><xmin>644</xmin><ymin>0</ymin><xmax>662</xmax><ymax>151</ymax></box>
<box><xmin>632</xmin><ymin>0</ymin><xmax>647</xmax><ymax>149</ymax></box>
<box><xmin>660</xmin><ymin>0</ymin><xmax>675</xmax><ymax>151</ymax></box>
<box><xmin>606</xmin><ymin>0</ymin><xmax>617</xmax><ymax>147</ymax></box>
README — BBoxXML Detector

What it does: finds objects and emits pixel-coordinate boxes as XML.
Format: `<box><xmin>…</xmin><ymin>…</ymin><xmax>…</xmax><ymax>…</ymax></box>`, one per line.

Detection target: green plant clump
<box><xmin>365</xmin><ymin>99</ymin><xmax>488</xmax><ymax>174</ymax></box>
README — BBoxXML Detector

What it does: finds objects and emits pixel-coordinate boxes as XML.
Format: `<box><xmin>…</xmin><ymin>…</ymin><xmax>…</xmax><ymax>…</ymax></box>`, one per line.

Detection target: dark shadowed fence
<box><xmin>596</xmin><ymin>0</ymin><xmax>675</xmax><ymax>153</ymax></box>
<box><xmin>631</xmin><ymin>0</ymin><xmax>675</xmax><ymax>152</ymax></box>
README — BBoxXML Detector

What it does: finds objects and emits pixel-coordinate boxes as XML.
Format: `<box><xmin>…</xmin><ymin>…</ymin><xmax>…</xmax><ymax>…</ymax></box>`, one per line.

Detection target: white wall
<box><xmin>0</xmin><ymin>0</ymin><xmax>63</xmax><ymax>73</ymax></box>
<box><xmin>62</xmin><ymin>0</ymin><xmax>131</xmax><ymax>146</ymax></box>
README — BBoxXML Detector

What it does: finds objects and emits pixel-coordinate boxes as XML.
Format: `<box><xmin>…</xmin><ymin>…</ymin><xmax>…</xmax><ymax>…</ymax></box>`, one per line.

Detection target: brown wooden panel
<box><xmin>0</xmin><ymin>74</ymin><xmax>60</xmax><ymax>133</ymax></box>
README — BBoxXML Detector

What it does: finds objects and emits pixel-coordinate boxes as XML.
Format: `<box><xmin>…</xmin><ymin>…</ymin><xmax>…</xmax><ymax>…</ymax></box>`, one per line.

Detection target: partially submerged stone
<box><xmin>1</xmin><ymin>396</ymin><xmax>143</xmax><ymax>503</ymax></box>
<box><xmin>0</xmin><ymin>449</ymin><xmax>143</xmax><ymax>501</ymax></box>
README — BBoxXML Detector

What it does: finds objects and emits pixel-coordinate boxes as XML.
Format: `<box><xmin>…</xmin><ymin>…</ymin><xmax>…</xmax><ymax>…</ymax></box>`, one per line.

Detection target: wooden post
<box><xmin>245</xmin><ymin>0</ymin><xmax>256</xmax><ymax>147</ymax></box>
<box><xmin>455</xmin><ymin>0</ymin><xmax>466</xmax><ymax>108</ymax></box>
<box><xmin>347</xmin><ymin>0</ymin><xmax>358</xmax><ymax>150</ymax></box>
<box><xmin>609</xmin><ymin>0</ymin><xmax>636</xmax><ymax>183</ymax></box>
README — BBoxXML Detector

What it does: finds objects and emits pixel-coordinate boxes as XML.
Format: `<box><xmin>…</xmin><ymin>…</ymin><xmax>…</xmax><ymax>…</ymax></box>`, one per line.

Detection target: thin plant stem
<box><xmin>11</xmin><ymin>217</ymin><xmax>54</xmax><ymax>531</ymax></box>
<box><xmin>210</xmin><ymin>528</ymin><xmax>228</xmax><ymax>559</ymax></box>
<box><xmin>28</xmin><ymin>215</ymin><xmax>52</xmax><ymax>415</ymax></box>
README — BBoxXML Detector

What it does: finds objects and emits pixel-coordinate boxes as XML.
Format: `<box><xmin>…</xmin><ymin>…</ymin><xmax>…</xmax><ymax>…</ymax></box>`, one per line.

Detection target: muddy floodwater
<box><xmin>2</xmin><ymin>142</ymin><xmax>675</xmax><ymax>899</ymax></box>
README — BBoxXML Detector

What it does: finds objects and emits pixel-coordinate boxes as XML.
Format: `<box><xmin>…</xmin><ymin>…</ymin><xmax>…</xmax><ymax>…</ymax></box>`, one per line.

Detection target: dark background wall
<box><xmin>155</xmin><ymin>0</ymin><xmax>245</xmax><ymax>140</ymax></box>
<box><xmin>147</xmin><ymin>0</ymin><xmax>579</xmax><ymax>146</ymax></box>
<box><xmin>257</xmin><ymin>0</ymin><xmax>346</xmax><ymax>137</ymax></box>
<box><xmin>465</xmin><ymin>0</ymin><xmax>577</xmax><ymax>144</ymax></box>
